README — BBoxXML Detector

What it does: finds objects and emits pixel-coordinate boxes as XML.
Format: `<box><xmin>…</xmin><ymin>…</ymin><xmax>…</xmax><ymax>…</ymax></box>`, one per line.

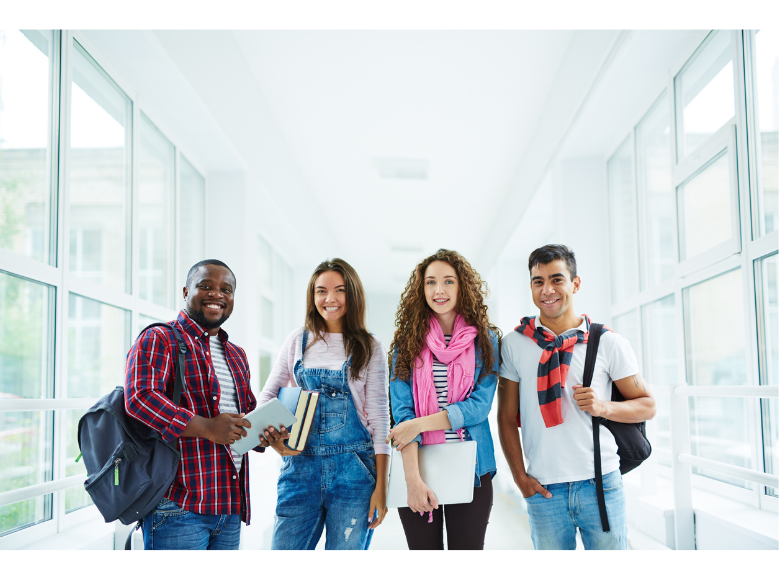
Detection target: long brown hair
<box><xmin>389</xmin><ymin>249</ymin><xmax>501</xmax><ymax>381</ymax></box>
<box><xmin>304</xmin><ymin>258</ymin><xmax>374</xmax><ymax>381</ymax></box>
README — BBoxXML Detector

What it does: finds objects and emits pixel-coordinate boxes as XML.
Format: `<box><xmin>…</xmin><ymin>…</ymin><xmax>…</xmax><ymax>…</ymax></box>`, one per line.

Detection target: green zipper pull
<box><xmin>75</xmin><ymin>452</ymin><xmax>82</xmax><ymax>463</ymax></box>
<box><xmin>114</xmin><ymin>459</ymin><xmax>121</xmax><ymax>486</ymax></box>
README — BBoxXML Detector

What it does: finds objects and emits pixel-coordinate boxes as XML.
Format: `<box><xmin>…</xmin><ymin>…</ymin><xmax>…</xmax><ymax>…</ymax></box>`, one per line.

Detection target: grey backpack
<box><xmin>76</xmin><ymin>323</ymin><xmax>187</xmax><ymax>546</ymax></box>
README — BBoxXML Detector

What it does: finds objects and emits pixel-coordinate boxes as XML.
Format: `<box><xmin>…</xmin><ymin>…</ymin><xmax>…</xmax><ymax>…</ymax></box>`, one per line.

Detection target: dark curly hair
<box><xmin>389</xmin><ymin>249</ymin><xmax>501</xmax><ymax>382</ymax></box>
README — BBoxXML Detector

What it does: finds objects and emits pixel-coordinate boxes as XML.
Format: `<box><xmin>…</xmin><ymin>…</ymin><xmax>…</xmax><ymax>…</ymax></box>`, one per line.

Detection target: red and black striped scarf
<box><xmin>515</xmin><ymin>315</ymin><xmax>605</xmax><ymax>428</ymax></box>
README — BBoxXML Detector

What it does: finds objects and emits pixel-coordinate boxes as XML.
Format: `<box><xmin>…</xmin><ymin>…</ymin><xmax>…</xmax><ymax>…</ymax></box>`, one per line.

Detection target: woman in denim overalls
<box><xmin>258</xmin><ymin>259</ymin><xmax>391</xmax><ymax>550</ymax></box>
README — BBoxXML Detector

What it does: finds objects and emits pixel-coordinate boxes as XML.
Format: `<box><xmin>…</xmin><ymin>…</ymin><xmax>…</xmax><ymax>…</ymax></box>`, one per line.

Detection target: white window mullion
<box><xmin>733</xmin><ymin>29</ymin><xmax>767</xmax><ymax>509</ymax></box>
<box><xmin>50</xmin><ymin>28</ymin><xmax>75</xmax><ymax>536</ymax></box>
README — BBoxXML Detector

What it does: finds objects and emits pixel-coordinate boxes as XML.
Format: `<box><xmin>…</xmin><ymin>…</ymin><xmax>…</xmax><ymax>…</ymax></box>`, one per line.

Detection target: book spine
<box><xmin>297</xmin><ymin>392</ymin><xmax>319</xmax><ymax>451</ymax></box>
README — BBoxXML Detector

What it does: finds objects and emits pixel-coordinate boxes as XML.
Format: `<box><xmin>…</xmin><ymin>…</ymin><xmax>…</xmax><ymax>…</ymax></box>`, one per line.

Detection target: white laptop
<box><xmin>386</xmin><ymin>440</ymin><xmax>477</xmax><ymax>508</ymax></box>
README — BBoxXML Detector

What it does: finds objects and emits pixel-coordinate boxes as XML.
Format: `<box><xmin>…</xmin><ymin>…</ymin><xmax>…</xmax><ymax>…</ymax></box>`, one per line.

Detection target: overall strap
<box><xmin>291</xmin><ymin>329</ymin><xmax>309</xmax><ymax>388</ymax></box>
<box><xmin>583</xmin><ymin>322</ymin><xmax>610</xmax><ymax>533</ymax></box>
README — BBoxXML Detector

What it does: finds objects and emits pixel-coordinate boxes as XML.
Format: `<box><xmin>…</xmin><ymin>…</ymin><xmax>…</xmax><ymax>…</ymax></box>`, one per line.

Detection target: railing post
<box><xmin>670</xmin><ymin>383</ymin><xmax>695</xmax><ymax>550</ymax></box>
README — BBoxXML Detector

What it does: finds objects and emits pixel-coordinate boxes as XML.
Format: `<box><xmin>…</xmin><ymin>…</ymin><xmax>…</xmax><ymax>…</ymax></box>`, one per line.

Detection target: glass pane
<box><xmin>257</xmin><ymin>236</ymin><xmax>273</xmax><ymax>291</ymax></box>
<box><xmin>68</xmin><ymin>41</ymin><xmax>130</xmax><ymax>293</ymax></box>
<box><xmin>607</xmin><ymin>136</ymin><xmax>639</xmax><ymax>302</ymax></box>
<box><xmin>0</xmin><ymin>495</ymin><xmax>51</xmax><ymax>537</ymax></box>
<box><xmin>642</xmin><ymin>294</ymin><xmax>678</xmax><ymax>464</ymax></box>
<box><xmin>758</xmin><ymin>254</ymin><xmax>778</xmax><ymax>496</ymax></box>
<box><xmin>137</xmin><ymin>314</ymin><xmax>162</xmax><ymax>337</ymax></box>
<box><xmin>612</xmin><ymin>310</ymin><xmax>642</xmax><ymax>366</ymax></box>
<box><xmin>177</xmin><ymin>156</ymin><xmax>205</xmax><ymax>291</ymax></box>
<box><xmin>685</xmin><ymin>272</ymin><xmax>750</xmax><ymax>482</ymax></box>
<box><xmin>64</xmin><ymin>409</ymin><xmax>92</xmax><ymax>513</ymax></box>
<box><xmin>637</xmin><ymin>93</ymin><xmax>676</xmax><ymax>288</ymax></box>
<box><xmin>260</xmin><ymin>297</ymin><xmax>274</xmax><ymax>340</ymax></box>
<box><xmin>676</xmin><ymin>30</ymin><xmax>735</xmax><ymax>158</ymax></box>
<box><xmin>0</xmin><ymin>30</ymin><xmax>54</xmax><ymax>264</ymax></box>
<box><xmin>689</xmin><ymin>396</ymin><xmax>752</xmax><ymax>489</ymax></box>
<box><xmin>753</xmin><ymin>31</ymin><xmax>780</xmax><ymax>235</ymax></box>
<box><xmin>0</xmin><ymin>411</ymin><xmax>53</xmax><ymax>535</ymax></box>
<box><xmin>0</xmin><ymin>271</ymin><xmax>53</xmax><ymax>399</ymax></box>
<box><xmin>258</xmin><ymin>352</ymin><xmax>272</xmax><ymax>390</ymax></box>
<box><xmin>678</xmin><ymin>151</ymin><xmax>733</xmax><ymax>260</ymax></box>
<box><xmin>685</xmin><ymin>269</ymin><xmax>746</xmax><ymax>386</ymax></box>
<box><xmin>138</xmin><ymin>115</ymin><xmax>174</xmax><ymax>308</ymax></box>
<box><xmin>67</xmin><ymin>294</ymin><xmax>129</xmax><ymax>398</ymax></box>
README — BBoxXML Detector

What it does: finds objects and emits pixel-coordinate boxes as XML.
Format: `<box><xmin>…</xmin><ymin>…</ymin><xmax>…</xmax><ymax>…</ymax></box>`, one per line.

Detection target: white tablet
<box><xmin>231</xmin><ymin>398</ymin><xmax>298</xmax><ymax>455</ymax></box>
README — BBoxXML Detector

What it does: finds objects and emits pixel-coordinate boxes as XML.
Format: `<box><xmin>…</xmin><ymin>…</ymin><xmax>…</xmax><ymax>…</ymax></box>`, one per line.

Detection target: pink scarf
<box><xmin>412</xmin><ymin>314</ymin><xmax>478</xmax><ymax>445</ymax></box>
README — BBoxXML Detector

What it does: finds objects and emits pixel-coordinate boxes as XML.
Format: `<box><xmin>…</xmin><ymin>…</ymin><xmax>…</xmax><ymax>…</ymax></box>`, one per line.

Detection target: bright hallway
<box><xmin>0</xmin><ymin>3</ymin><xmax>779</xmax><ymax>553</ymax></box>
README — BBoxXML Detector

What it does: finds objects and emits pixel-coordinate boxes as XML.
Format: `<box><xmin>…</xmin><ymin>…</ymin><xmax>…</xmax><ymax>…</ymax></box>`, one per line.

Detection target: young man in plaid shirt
<box><xmin>125</xmin><ymin>259</ymin><xmax>285</xmax><ymax>550</ymax></box>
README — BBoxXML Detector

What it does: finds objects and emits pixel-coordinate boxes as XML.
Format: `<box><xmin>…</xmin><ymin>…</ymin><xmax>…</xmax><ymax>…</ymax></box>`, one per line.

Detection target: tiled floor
<box><xmin>245</xmin><ymin>453</ymin><xmax>536</xmax><ymax>550</ymax></box>
<box><xmin>315</xmin><ymin>486</ymin><xmax>535</xmax><ymax>550</ymax></box>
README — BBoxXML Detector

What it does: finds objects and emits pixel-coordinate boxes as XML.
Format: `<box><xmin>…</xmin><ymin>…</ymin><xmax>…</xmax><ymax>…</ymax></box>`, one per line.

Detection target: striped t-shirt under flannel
<box><xmin>210</xmin><ymin>335</ymin><xmax>243</xmax><ymax>471</ymax></box>
<box><xmin>433</xmin><ymin>335</ymin><xmax>461</xmax><ymax>443</ymax></box>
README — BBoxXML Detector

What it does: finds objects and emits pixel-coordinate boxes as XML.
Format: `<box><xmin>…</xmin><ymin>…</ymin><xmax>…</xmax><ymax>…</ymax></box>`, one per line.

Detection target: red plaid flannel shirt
<box><xmin>125</xmin><ymin>311</ymin><xmax>262</xmax><ymax>524</ymax></box>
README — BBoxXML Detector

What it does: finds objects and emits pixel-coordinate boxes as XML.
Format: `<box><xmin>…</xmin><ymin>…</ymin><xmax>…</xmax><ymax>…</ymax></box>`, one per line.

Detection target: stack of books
<box><xmin>277</xmin><ymin>387</ymin><xmax>319</xmax><ymax>451</ymax></box>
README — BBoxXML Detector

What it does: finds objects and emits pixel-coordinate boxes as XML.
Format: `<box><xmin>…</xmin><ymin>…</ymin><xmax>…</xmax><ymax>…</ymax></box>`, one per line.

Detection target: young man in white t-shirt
<box><xmin>497</xmin><ymin>244</ymin><xmax>655</xmax><ymax>550</ymax></box>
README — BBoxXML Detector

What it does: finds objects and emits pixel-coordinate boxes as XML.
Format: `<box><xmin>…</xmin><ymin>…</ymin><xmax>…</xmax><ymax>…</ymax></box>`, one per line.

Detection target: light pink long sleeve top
<box><xmin>259</xmin><ymin>327</ymin><xmax>392</xmax><ymax>456</ymax></box>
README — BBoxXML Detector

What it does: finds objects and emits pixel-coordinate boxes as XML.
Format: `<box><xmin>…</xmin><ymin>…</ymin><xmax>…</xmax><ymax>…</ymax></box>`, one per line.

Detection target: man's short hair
<box><xmin>528</xmin><ymin>244</ymin><xmax>577</xmax><ymax>280</ymax></box>
<box><xmin>186</xmin><ymin>259</ymin><xmax>236</xmax><ymax>288</ymax></box>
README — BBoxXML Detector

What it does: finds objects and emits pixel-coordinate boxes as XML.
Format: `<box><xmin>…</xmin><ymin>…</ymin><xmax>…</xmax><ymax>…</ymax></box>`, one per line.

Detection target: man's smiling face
<box><xmin>183</xmin><ymin>265</ymin><xmax>236</xmax><ymax>333</ymax></box>
<box><xmin>530</xmin><ymin>259</ymin><xmax>580</xmax><ymax>322</ymax></box>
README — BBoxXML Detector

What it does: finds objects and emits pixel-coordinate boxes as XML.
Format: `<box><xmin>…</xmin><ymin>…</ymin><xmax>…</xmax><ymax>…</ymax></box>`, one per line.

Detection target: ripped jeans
<box><xmin>271</xmin><ymin>449</ymin><xmax>377</xmax><ymax>550</ymax></box>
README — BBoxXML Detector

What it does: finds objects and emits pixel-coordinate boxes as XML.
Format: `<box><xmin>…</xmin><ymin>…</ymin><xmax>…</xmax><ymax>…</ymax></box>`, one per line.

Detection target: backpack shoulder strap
<box><xmin>582</xmin><ymin>322</ymin><xmax>603</xmax><ymax>388</ymax></box>
<box><xmin>138</xmin><ymin>323</ymin><xmax>188</xmax><ymax>406</ymax></box>
<box><xmin>583</xmin><ymin>322</ymin><xmax>611</xmax><ymax>533</ymax></box>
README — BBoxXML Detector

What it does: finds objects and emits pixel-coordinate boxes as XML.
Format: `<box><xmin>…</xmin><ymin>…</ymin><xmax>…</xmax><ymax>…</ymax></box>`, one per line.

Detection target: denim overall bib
<box><xmin>271</xmin><ymin>330</ymin><xmax>378</xmax><ymax>550</ymax></box>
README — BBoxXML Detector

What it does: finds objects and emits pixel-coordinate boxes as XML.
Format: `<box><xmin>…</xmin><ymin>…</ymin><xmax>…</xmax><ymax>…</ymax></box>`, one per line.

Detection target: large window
<box><xmin>0</xmin><ymin>272</ymin><xmax>55</xmax><ymax>536</ymax></box>
<box><xmin>0</xmin><ymin>30</ymin><xmax>57</xmax><ymax>266</ymax></box>
<box><xmin>68</xmin><ymin>41</ymin><xmax>131</xmax><ymax>293</ymax></box>
<box><xmin>138</xmin><ymin>115</ymin><xmax>175</xmax><ymax>308</ymax></box>
<box><xmin>177</xmin><ymin>156</ymin><xmax>205</xmax><ymax>291</ymax></box>
<box><xmin>637</xmin><ymin>92</ymin><xmax>676</xmax><ymax>288</ymax></box>
<box><xmin>607</xmin><ymin>136</ymin><xmax>639</xmax><ymax>303</ymax></box>
<box><xmin>0</xmin><ymin>31</ymin><xmax>206</xmax><ymax>545</ymax></box>
<box><xmin>256</xmin><ymin>235</ymin><xmax>294</xmax><ymax>390</ymax></box>
<box><xmin>607</xmin><ymin>30</ymin><xmax>778</xmax><ymax>509</ymax></box>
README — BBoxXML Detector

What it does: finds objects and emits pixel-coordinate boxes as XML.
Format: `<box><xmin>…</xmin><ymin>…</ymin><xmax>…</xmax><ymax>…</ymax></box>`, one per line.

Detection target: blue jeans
<box><xmin>142</xmin><ymin>498</ymin><xmax>241</xmax><ymax>550</ymax></box>
<box><xmin>525</xmin><ymin>469</ymin><xmax>627</xmax><ymax>550</ymax></box>
<box><xmin>272</xmin><ymin>451</ymin><xmax>377</xmax><ymax>550</ymax></box>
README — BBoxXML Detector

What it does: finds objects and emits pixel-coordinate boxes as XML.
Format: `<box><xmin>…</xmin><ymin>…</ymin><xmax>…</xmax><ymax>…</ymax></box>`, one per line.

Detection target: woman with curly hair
<box><xmin>257</xmin><ymin>259</ymin><xmax>390</xmax><ymax>550</ymax></box>
<box><xmin>386</xmin><ymin>249</ymin><xmax>501</xmax><ymax>550</ymax></box>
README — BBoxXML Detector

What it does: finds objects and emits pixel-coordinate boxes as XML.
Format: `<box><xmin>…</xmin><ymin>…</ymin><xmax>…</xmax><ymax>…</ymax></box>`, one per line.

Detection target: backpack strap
<box><xmin>138</xmin><ymin>323</ymin><xmax>188</xmax><ymax>406</ymax></box>
<box><xmin>583</xmin><ymin>322</ymin><xmax>610</xmax><ymax>533</ymax></box>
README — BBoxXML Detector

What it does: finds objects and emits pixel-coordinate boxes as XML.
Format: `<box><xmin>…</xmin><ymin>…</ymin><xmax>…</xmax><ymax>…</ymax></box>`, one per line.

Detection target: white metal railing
<box><xmin>669</xmin><ymin>383</ymin><xmax>779</xmax><ymax>550</ymax></box>
<box><xmin>0</xmin><ymin>475</ymin><xmax>86</xmax><ymax>507</ymax></box>
<box><xmin>678</xmin><ymin>454</ymin><xmax>779</xmax><ymax>489</ymax></box>
<box><xmin>0</xmin><ymin>398</ymin><xmax>99</xmax><ymax>412</ymax></box>
<box><xmin>675</xmin><ymin>385</ymin><xmax>778</xmax><ymax>398</ymax></box>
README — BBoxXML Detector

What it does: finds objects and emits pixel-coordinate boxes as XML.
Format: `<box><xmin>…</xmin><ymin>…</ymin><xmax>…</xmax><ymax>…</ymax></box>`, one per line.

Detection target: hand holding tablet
<box><xmin>231</xmin><ymin>398</ymin><xmax>298</xmax><ymax>455</ymax></box>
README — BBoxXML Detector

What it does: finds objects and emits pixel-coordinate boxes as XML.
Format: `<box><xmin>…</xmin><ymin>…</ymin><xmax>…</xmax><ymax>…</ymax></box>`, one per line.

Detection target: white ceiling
<box><xmin>83</xmin><ymin>30</ymin><xmax>700</xmax><ymax>295</ymax></box>
<box><xmin>231</xmin><ymin>31</ymin><xmax>575</xmax><ymax>289</ymax></box>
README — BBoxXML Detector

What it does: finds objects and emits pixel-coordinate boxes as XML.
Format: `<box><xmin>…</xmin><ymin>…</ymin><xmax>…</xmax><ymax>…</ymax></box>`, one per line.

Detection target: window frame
<box><xmin>605</xmin><ymin>29</ymin><xmax>779</xmax><ymax>515</ymax></box>
<box><xmin>0</xmin><ymin>29</ymin><xmax>207</xmax><ymax>547</ymax></box>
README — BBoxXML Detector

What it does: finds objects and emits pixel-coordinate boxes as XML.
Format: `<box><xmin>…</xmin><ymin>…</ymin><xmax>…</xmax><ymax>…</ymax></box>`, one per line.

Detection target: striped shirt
<box><xmin>210</xmin><ymin>336</ymin><xmax>243</xmax><ymax>471</ymax></box>
<box><xmin>433</xmin><ymin>335</ymin><xmax>461</xmax><ymax>443</ymax></box>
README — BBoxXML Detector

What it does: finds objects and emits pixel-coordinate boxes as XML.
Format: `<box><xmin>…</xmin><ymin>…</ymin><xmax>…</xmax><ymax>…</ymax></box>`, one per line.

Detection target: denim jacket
<box><xmin>389</xmin><ymin>329</ymin><xmax>499</xmax><ymax>487</ymax></box>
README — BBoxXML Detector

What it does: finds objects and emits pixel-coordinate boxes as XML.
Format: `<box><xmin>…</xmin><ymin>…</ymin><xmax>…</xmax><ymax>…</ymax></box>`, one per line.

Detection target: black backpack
<box><xmin>583</xmin><ymin>322</ymin><xmax>652</xmax><ymax>532</ymax></box>
<box><xmin>76</xmin><ymin>323</ymin><xmax>188</xmax><ymax>548</ymax></box>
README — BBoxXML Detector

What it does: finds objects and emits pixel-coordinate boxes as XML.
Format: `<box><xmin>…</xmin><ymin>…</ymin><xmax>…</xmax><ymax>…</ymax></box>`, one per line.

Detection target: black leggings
<box><xmin>397</xmin><ymin>473</ymin><xmax>493</xmax><ymax>550</ymax></box>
